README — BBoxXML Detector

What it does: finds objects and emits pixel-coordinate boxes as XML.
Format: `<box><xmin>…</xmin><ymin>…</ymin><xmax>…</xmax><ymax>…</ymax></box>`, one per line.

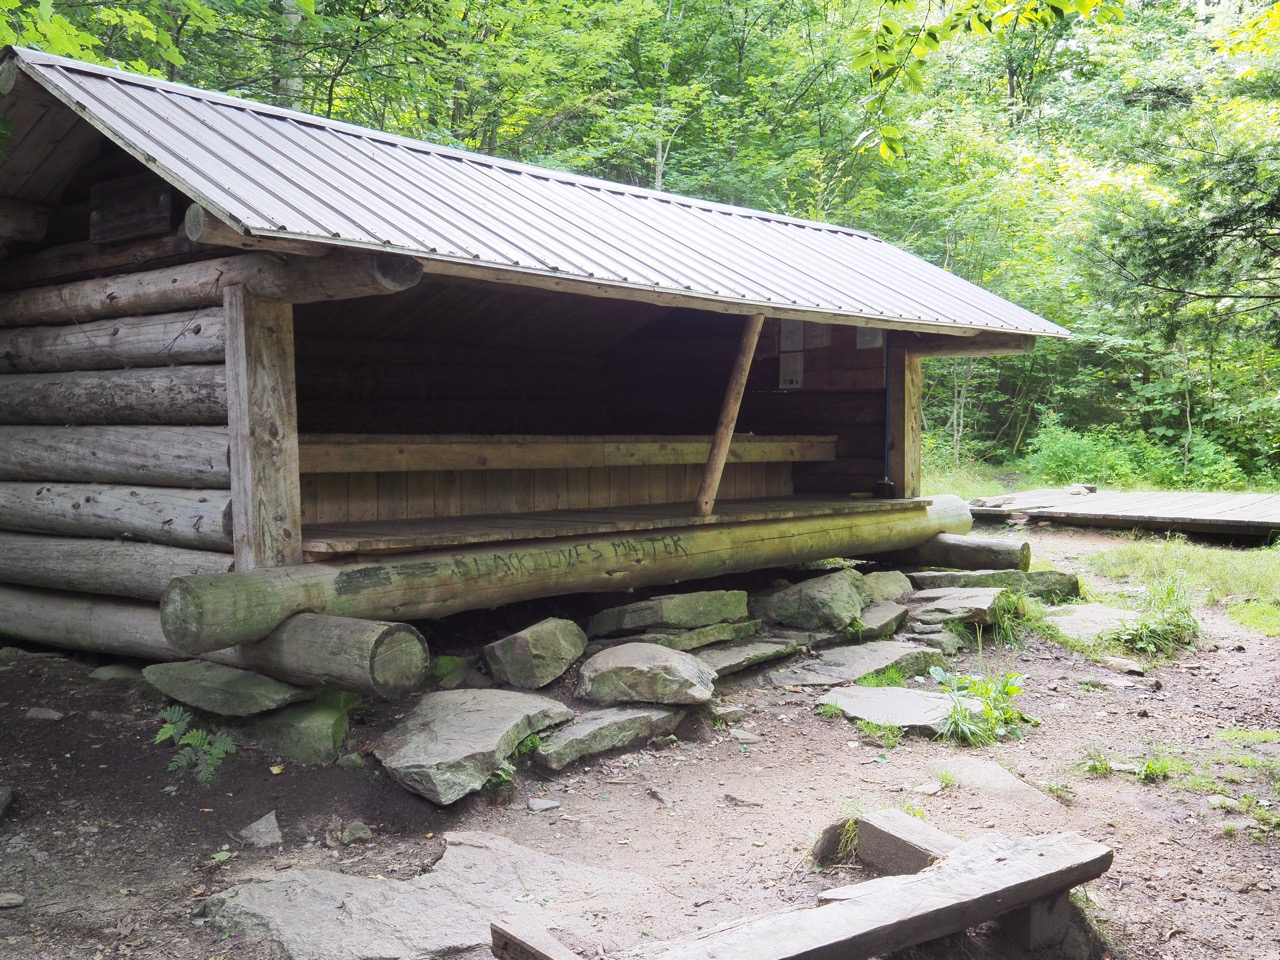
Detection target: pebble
<box><xmin>0</xmin><ymin>893</ymin><xmax>23</xmax><ymax>909</ymax></box>
<box><xmin>24</xmin><ymin>708</ymin><xmax>64</xmax><ymax>721</ymax></box>
<box><xmin>527</xmin><ymin>797</ymin><xmax>561</xmax><ymax>813</ymax></box>
<box><xmin>341</xmin><ymin>821</ymin><xmax>373</xmax><ymax>845</ymax></box>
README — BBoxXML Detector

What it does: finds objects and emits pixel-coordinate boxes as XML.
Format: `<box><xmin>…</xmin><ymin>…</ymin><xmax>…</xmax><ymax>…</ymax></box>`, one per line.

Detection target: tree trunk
<box><xmin>865</xmin><ymin>532</ymin><xmax>1030</xmax><ymax>571</ymax></box>
<box><xmin>0</xmin><ymin>425</ymin><xmax>230</xmax><ymax>487</ymax></box>
<box><xmin>0</xmin><ymin>482</ymin><xmax>233</xmax><ymax>552</ymax></box>
<box><xmin>161</xmin><ymin>496</ymin><xmax>973</xmax><ymax>652</ymax></box>
<box><xmin>0</xmin><ymin>585</ymin><xmax>428</xmax><ymax>698</ymax></box>
<box><xmin>0</xmin><ymin>309</ymin><xmax>224</xmax><ymax>372</ymax></box>
<box><xmin>0</xmin><ymin>531</ymin><xmax>232</xmax><ymax>600</ymax></box>
<box><xmin>0</xmin><ymin>365</ymin><xmax>226</xmax><ymax>425</ymax></box>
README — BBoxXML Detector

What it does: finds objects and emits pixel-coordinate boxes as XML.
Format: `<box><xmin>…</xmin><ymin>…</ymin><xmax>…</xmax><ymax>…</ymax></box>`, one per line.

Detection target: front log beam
<box><xmin>0</xmin><ymin>426</ymin><xmax>230</xmax><ymax>487</ymax></box>
<box><xmin>0</xmin><ymin>250</ymin><xmax>423</xmax><ymax>328</ymax></box>
<box><xmin>0</xmin><ymin>482</ymin><xmax>233</xmax><ymax>552</ymax></box>
<box><xmin>0</xmin><ymin>531</ymin><xmax>232</xmax><ymax>600</ymax></box>
<box><xmin>0</xmin><ymin>308</ymin><xmax>225</xmax><ymax>372</ymax></box>
<box><xmin>0</xmin><ymin>585</ymin><xmax>428</xmax><ymax>698</ymax></box>
<box><xmin>161</xmin><ymin>495</ymin><xmax>973</xmax><ymax>652</ymax></box>
<box><xmin>0</xmin><ymin>365</ymin><xmax>227</xmax><ymax>425</ymax></box>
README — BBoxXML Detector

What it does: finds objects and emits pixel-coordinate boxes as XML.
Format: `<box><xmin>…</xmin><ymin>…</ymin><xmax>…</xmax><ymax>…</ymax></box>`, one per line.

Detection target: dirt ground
<box><xmin>1</xmin><ymin>523</ymin><xmax>1279</xmax><ymax>960</ymax></box>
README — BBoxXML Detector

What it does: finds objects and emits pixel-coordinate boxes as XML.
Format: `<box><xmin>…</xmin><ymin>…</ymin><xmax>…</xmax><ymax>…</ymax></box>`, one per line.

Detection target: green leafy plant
<box><xmin>855</xmin><ymin>719</ymin><xmax>903</xmax><ymax>750</ymax></box>
<box><xmin>512</xmin><ymin>733</ymin><xmax>543</xmax><ymax>761</ymax></box>
<box><xmin>484</xmin><ymin>760</ymin><xmax>517</xmax><ymax>804</ymax></box>
<box><xmin>931</xmin><ymin>667</ymin><xmax>1035</xmax><ymax>747</ymax></box>
<box><xmin>855</xmin><ymin>666</ymin><xmax>906</xmax><ymax>688</ymax></box>
<box><xmin>817</xmin><ymin>702</ymin><xmax>845</xmax><ymax>720</ymax></box>
<box><xmin>1083</xmin><ymin>748</ymin><xmax>1112</xmax><ymax>776</ymax></box>
<box><xmin>155</xmin><ymin>706</ymin><xmax>236</xmax><ymax>784</ymax></box>
<box><xmin>1100</xmin><ymin>574</ymin><xmax>1199</xmax><ymax>657</ymax></box>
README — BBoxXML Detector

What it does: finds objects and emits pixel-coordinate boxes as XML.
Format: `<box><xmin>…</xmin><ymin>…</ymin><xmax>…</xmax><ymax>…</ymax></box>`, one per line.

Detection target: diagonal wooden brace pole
<box><xmin>694</xmin><ymin>312</ymin><xmax>765</xmax><ymax>517</ymax></box>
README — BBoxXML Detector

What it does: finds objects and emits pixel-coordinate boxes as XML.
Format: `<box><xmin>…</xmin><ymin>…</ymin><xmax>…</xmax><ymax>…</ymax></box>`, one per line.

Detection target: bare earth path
<box><xmin>1</xmin><ymin>524</ymin><xmax>1278</xmax><ymax>960</ymax></box>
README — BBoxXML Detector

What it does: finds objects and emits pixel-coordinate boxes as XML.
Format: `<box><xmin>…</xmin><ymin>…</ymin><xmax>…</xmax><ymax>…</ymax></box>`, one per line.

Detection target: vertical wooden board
<box><xmin>887</xmin><ymin>345</ymin><xmax>923</xmax><ymax>499</ymax></box>
<box><xmin>377</xmin><ymin>472</ymin><xmax>408</xmax><ymax>521</ymax></box>
<box><xmin>765</xmin><ymin>461</ymin><xmax>793</xmax><ymax>496</ymax></box>
<box><xmin>405</xmin><ymin>472</ymin><xmax>435</xmax><ymax>519</ymax></box>
<box><xmin>299</xmin><ymin>474</ymin><xmax>318</xmax><ymax>525</ymax></box>
<box><xmin>458</xmin><ymin>471</ymin><xmax>487</xmax><ymax>517</ymax></box>
<box><xmin>313</xmin><ymin>474</ymin><xmax>349</xmax><ymax>523</ymax></box>
<box><xmin>512</xmin><ymin>470</ymin><xmax>536</xmax><ymax>513</ymax></box>
<box><xmin>224</xmin><ymin>286</ymin><xmax>301</xmax><ymax>570</ymax></box>
<box><xmin>434</xmin><ymin>470</ymin><xmax>461</xmax><ymax>518</ymax></box>
<box><xmin>347</xmin><ymin>474</ymin><xmax>379</xmax><ymax>522</ymax></box>
<box><xmin>533</xmin><ymin>467</ymin><xmax>569</xmax><ymax>511</ymax></box>
<box><xmin>565</xmin><ymin>468</ymin><xmax>590</xmax><ymax>509</ymax></box>
<box><xmin>719</xmin><ymin>464</ymin><xmax>738</xmax><ymax>500</ymax></box>
<box><xmin>486</xmin><ymin>469</ymin><xmax>516</xmax><ymax>514</ymax></box>
<box><xmin>608</xmin><ymin>466</ymin><xmax>631</xmax><ymax>508</ymax></box>
<box><xmin>587</xmin><ymin>467</ymin><xmax>611</xmax><ymax>508</ymax></box>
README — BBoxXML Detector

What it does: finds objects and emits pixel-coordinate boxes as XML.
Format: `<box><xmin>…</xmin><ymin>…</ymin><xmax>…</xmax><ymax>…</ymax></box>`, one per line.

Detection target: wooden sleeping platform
<box><xmin>301</xmin><ymin>496</ymin><xmax>912</xmax><ymax>559</ymax></box>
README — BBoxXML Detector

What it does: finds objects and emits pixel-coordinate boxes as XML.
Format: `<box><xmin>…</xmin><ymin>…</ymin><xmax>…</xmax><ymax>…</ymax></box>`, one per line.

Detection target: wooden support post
<box><xmin>224</xmin><ymin>285</ymin><xmax>302</xmax><ymax>570</ymax></box>
<box><xmin>886</xmin><ymin>341</ymin><xmax>922</xmax><ymax>499</ymax></box>
<box><xmin>694</xmin><ymin>312</ymin><xmax>765</xmax><ymax>516</ymax></box>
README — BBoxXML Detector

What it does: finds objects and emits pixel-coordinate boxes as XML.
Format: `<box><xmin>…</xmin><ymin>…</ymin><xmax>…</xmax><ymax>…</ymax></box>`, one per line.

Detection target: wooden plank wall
<box><xmin>300</xmin><ymin>462</ymin><xmax>790</xmax><ymax>524</ymax></box>
<box><xmin>601</xmin><ymin>314</ymin><xmax>888</xmax><ymax>495</ymax></box>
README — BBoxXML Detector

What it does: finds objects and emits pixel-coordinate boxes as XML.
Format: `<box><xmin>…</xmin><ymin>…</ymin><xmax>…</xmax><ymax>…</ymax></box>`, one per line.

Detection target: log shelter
<box><xmin>0</xmin><ymin>47</ymin><xmax>1069</xmax><ymax>683</ymax></box>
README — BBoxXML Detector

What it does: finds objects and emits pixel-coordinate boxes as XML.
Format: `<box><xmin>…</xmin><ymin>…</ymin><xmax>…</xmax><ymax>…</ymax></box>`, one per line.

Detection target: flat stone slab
<box><xmin>908</xmin><ymin>587</ymin><xmax>1006</xmax><ymax>625</ymax></box>
<box><xmin>752</xmin><ymin>569</ymin><xmax>870</xmax><ymax>632</ymax></box>
<box><xmin>483</xmin><ymin>617</ymin><xmax>587</xmax><ymax>689</ymax></box>
<box><xmin>88</xmin><ymin>664</ymin><xmax>144</xmax><ymax>682</ymax></box>
<box><xmin>908</xmin><ymin>569</ymin><xmax>1081</xmax><ymax>601</ymax></box>
<box><xmin>1045</xmin><ymin>603</ymin><xmax>1138</xmax><ymax>644</ymax></box>
<box><xmin>208</xmin><ymin>831</ymin><xmax>685</xmax><ymax>960</ymax></box>
<box><xmin>817</xmin><ymin>686</ymin><xmax>980</xmax><ymax>735</ymax></box>
<box><xmin>769</xmin><ymin>640</ymin><xmax>943</xmax><ymax>688</ymax></box>
<box><xmin>589</xmin><ymin>620</ymin><xmax>760</xmax><ymax>653</ymax></box>
<box><xmin>852</xmin><ymin>601</ymin><xmax>908</xmax><ymax>640</ymax></box>
<box><xmin>143</xmin><ymin>661</ymin><xmax>312</xmax><ymax>717</ymax></box>
<box><xmin>588</xmin><ymin>591</ymin><xmax>748</xmax><ymax>638</ymax></box>
<box><xmin>697</xmin><ymin>640</ymin><xmax>805</xmax><ymax>677</ymax></box>
<box><xmin>376</xmin><ymin>690</ymin><xmax>573</xmax><ymax>805</ymax></box>
<box><xmin>535</xmin><ymin>706</ymin><xmax>684</xmax><ymax>771</ymax></box>
<box><xmin>1099</xmin><ymin>655</ymin><xmax>1145</xmax><ymax>675</ymax></box>
<box><xmin>577</xmin><ymin>643</ymin><xmax>716</xmax><ymax>705</ymax></box>
<box><xmin>928</xmin><ymin>755</ymin><xmax>1063</xmax><ymax>815</ymax></box>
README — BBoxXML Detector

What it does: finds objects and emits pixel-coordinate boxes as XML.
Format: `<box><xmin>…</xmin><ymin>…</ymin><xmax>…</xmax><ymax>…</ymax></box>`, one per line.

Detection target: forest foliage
<box><xmin>5</xmin><ymin>0</ymin><xmax>1280</xmax><ymax>489</ymax></box>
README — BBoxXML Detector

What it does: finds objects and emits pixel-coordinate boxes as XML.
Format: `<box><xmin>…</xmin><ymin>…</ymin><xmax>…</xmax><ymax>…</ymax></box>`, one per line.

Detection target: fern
<box><xmin>154</xmin><ymin>705</ymin><xmax>191</xmax><ymax>745</ymax></box>
<box><xmin>155</xmin><ymin>707</ymin><xmax>236</xmax><ymax>783</ymax></box>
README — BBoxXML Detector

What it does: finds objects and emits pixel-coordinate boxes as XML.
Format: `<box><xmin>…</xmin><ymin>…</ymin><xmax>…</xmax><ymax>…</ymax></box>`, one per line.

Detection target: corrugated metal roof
<box><xmin>3</xmin><ymin>47</ymin><xmax>1068</xmax><ymax>338</ymax></box>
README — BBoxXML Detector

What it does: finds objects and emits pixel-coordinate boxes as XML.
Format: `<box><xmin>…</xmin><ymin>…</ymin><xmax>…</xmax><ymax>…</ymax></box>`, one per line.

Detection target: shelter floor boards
<box><xmin>301</xmin><ymin>496</ymin><xmax>918</xmax><ymax>559</ymax></box>
<box><xmin>972</xmin><ymin>489</ymin><xmax>1280</xmax><ymax>538</ymax></box>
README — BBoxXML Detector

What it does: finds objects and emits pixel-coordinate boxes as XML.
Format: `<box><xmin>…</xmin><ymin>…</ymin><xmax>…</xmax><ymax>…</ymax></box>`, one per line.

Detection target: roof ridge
<box><xmin>5</xmin><ymin>45</ymin><xmax>878</xmax><ymax>239</ymax></box>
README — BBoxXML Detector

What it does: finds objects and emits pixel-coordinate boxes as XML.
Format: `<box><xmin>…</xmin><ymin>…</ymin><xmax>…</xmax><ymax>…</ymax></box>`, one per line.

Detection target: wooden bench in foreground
<box><xmin>491</xmin><ymin>810</ymin><xmax>1113</xmax><ymax>960</ymax></box>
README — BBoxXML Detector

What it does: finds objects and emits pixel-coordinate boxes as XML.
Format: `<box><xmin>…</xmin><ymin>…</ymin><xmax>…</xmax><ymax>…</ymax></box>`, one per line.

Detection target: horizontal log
<box><xmin>161</xmin><ymin>495</ymin><xmax>973</xmax><ymax>651</ymax></box>
<box><xmin>0</xmin><ymin>308</ymin><xmax>225</xmax><ymax>372</ymax></box>
<box><xmin>298</xmin><ymin>434</ymin><xmax>837</xmax><ymax>474</ymax></box>
<box><xmin>0</xmin><ymin>227</ymin><xmax>210</xmax><ymax>292</ymax></box>
<box><xmin>0</xmin><ymin>364</ymin><xmax>227</xmax><ymax>425</ymax></box>
<box><xmin>0</xmin><ymin>531</ymin><xmax>232</xmax><ymax>600</ymax></box>
<box><xmin>0</xmin><ymin>425</ymin><xmax>230</xmax><ymax>486</ymax></box>
<box><xmin>184</xmin><ymin>204</ymin><xmax>330</xmax><ymax>257</ymax></box>
<box><xmin>0</xmin><ymin>196</ymin><xmax>50</xmax><ymax>242</ymax></box>
<box><xmin>0</xmin><ymin>251</ymin><xmax>423</xmax><ymax>327</ymax></box>
<box><xmin>866</xmin><ymin>532</ymin><xmax>1030</xmax><ymax>572</ymax></box>
<box><xmin>0</xmin><ymin>482</ymin><xmax>233</xmax><ymax>552</ymax></box>
<box><xmin>906</xmin><ymin>331</ymin><xmax>1037</xmax><ymax>358</ymax></box>
<box><xmin>0</xmin><ymin>585</ymin><xmax>428</xmax><ymax>698</ymax></box>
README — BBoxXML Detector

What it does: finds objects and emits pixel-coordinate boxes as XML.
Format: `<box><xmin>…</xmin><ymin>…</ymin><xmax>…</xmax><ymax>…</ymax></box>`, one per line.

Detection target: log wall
<box><xmin>0</xmin><ymin>261</ymin><xmax>235</xmax><ymax>608</ymax></box>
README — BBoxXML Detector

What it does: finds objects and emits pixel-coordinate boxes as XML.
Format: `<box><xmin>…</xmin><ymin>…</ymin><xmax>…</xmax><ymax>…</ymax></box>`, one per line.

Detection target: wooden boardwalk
<box><xmin>970</xmin><ymin>488</ymin><xmax>1280</xmax><ymax>538</ymax></box>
